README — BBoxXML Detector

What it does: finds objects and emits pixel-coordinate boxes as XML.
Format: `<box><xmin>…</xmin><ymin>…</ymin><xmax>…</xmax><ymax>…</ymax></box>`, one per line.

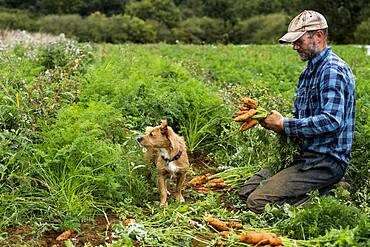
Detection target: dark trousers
<box><xmin>238</xmin><ymin>152</ymin><xmax>345</xmax><ymax>213</ymax></box>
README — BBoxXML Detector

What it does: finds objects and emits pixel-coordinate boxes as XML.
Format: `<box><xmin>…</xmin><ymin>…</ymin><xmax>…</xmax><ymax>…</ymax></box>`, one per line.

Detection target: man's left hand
<box><xmin>260</xmin><ymin>110</ymin><xmax>284</xmax><ymax>133</ymax></box>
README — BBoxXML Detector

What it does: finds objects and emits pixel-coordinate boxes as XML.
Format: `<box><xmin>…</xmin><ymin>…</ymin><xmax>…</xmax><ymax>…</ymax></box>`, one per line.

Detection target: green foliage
<box><xmin>1</xmin><ymin>1</ymin><xmax>370</xmax><ymax>44</ymax></box>
<box><xmin>82</xmin><ymin>45</ymin><xmax>226</xmax><ymax>152</ymax></box>
<box><xmin>0</xmin><ymin>9</ymin><xmax>35</xmax><ymax>30</ymax></box>
<box><xmin>0</xmin><ymin>37</ymin><xmax>95</xmax><ymax>232</ymax></box>
<box><xmin>230</xmin><ymin>13</ymin><xmax>290</xmax><ymax>44</ymax></box>
<box><xmin>126</xmin><ymin>0</ymin><xmax>181</xmax><ymax>28</ymax></box>
<box><xmin>277</xmin><ymin>196</ymin><xmax>367</xmax><ymax>240</ymax></box>
<box><xmin>354</xmin><ymin>18</ymin><xmax>370</xmax><ymax>44</ymax></box>
<box><xmin>37</xmin><ymin>14</ymin><xmax>83</xmax><ymax>38</ymax></box>
<box><xmin>109</xmin><ymin>15</ymin><xmax>157</xmax><ymax>43</ymax></box>
<box><xmin>232</xmin><ymin>0</ymin><xmax>284</xmax><ymax>19</ymax></box>
<box><xmin>78</xmin><ymin>12</ymin><xmax>111</xmax><ymax>43</ymax></box>
<box><xmin>174</xmin><ymin>17</ymin><xmax>228</xmax><ymax>44</ymax></box>
<box><xmin>34</xmin><ymin>0</ymin><xmax>87</xmax><ymax>15</ymax></box>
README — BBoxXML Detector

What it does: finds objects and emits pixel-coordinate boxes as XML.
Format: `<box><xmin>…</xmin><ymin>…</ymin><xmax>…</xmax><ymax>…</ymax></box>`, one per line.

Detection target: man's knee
<box><xmin>246</xmin><ymin>192</ymin><xmax>265</xmax><ymax>214</ymax></box>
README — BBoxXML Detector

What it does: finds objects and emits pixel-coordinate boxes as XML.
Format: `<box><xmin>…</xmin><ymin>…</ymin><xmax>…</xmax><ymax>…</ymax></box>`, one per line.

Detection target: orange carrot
<box><xmin>56</xmin><ymin>230</ymin><xmax>73</xmax><ymax>241</ymax></box>
<box><xmin>209</xmin><ymin>178</ymin><xmax>225</xmax><ymax>183</ymax></box>
<box><xmin>190</xmin><ymin>174</ymin><xmax>210</xmax><ymax>186</ymax></box>
<box><xmin>269</xmin><ymin>237</ymin><xmax>283</xmax><ymax>245</ymax></box>
<box><xmin>239</xmin><ymin>119</ymin><xmax>258</xmax><ymax>132</ymax></box>
<box><xmin>123</xmin><ymin>218</ymin><xmax>135</xmax><ymax>226</ymax></box>
<box><xmin>255</xmin><ymin>239</ymin><xmax>271</xmax><ymax>246</ymax></box>
<box><xmin>219</xmin><ymin>231</ymin><xmax>229</xmax><ymax>238</ymax></box>
<box><xmin>235</xmin><ymin>110</ymin><xmax>249</xmax><ymax>117</ymax></box>
<box><xmin>209</xmin><ymin>181</ymin><xmax>227</xmax><ymax>188</ymax></box>
<box><xmin>207</xmin><ymin>217</ymin><xmax>229</xmax><ymax>231</ymax></box>
<box><xmin>239</xmin><ymin>106</ymin><xmax>249</xmax><ymax>111</ymax></box>
<box><xmin>226</xmin><ymin>222</ymin><xmax>243</xmax><ymax>229</ymax></box>
<box><xmin>239</xmin><ymin>231</ymin><xmax>277</xmax><ymax>244</ymax></box>
<box><xmin>241</xmin><ymin>97</ymin><xmax>259</xmax><ymax>109</ymax></box>
<box><xmin>196</xmin><ymin>186</ymin><xmax>210</xmax><ymax>193</ymax></box>
<box><xmin>234</xmin><ymin>109</ymin><xmax>257</xmax><ymax>122</ymax></box>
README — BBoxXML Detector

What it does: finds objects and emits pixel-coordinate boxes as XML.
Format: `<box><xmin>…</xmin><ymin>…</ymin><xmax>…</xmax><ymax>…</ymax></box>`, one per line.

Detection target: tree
<box><xmin>79</xmin><ymin>0</ymin><xmax>127</xmax><ymax>16</ymax></box>
<box><xmin>231</xmin><ymin>0</ymin><xmax>284</xmax><ymax>19</ymax></box>
<box><xmin>125</xmin><ymin>0</ymin><xmax>181</xmax><ymax>28</ymax></box>
<box><xmin>35</xmin><ymin>0</ymin><xmax>87</xmax><ymax>15</ymax></box>
<box><xmin>201</xmin><ymin>0</ymin><xmax>235</xmax><ymax>22</ymax></box>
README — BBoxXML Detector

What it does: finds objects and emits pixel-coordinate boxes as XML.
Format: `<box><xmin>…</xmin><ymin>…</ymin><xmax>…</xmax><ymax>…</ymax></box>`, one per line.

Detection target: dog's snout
<box><xmin>137</xmin><ymin>137</ymin><xmax>143</xmax><ymax>143</ymax></box>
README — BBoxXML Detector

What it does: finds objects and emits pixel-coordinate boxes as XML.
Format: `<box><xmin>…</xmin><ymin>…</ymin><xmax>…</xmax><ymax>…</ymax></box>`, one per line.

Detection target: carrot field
<box><xmin>0</xmin><ymin>33</ymin><xmax>369</xmax><ymax>246</ymax></box>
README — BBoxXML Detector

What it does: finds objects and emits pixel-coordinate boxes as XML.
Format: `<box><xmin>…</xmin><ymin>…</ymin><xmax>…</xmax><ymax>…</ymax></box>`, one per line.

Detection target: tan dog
<box><xmin>137</xmin><ymin>120</ymin><xmax>189</xmax><ymax>206</ymax></box>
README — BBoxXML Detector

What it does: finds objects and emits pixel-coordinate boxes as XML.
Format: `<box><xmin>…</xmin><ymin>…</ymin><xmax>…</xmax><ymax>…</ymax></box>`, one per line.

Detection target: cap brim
<box><xmin>279</xmin><ymin>31</ymin><xmax>306</xmax><ymax>43</ymax></box>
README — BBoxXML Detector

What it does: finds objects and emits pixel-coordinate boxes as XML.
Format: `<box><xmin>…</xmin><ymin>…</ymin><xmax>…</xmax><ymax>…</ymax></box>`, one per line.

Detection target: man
<box><xmin>238</xmin><ymin>10</ymin><xmax>356</xmax><ymax>213</ymax></box>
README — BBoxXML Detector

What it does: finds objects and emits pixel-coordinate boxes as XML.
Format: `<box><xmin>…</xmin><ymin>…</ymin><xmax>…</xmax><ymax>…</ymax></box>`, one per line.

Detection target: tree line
<box><xmin>0</xmin><ymin>0</ymin><xmax>369</xmax><ymax>44</ymax></box>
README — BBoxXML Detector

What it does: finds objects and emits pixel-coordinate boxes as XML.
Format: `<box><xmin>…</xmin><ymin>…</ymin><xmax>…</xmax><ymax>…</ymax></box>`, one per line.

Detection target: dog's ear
<box><xmin>166</xmin><ymin>126</ymin><xmax>181</xmax><ymax>153</ymax></box>
<box><xmin>160</xmin><ymin>120</ymin><xmax>168</xmax><ymax>135</ymax></box>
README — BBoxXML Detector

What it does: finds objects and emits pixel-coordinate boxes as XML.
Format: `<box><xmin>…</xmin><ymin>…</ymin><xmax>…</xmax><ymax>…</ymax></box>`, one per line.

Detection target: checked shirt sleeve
<box><xmin>284</xmin><ymin>67</ymin><xmax>346</xmax><ymax>137</ymax></box>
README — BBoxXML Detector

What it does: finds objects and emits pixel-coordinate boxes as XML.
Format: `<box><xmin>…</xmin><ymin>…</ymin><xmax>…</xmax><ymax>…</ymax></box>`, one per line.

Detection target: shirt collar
<box><xmin>307</xmin><ymin>47</ymin><xmax>331</xmax><ymax>73</ymax></box>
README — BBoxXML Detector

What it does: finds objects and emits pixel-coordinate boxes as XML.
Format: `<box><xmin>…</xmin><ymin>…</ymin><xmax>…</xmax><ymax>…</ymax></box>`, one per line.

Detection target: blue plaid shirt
<box><xmin>284</xmin><ymin>47</ymin><xmax>356</xmax><ymax>170</ymax></box>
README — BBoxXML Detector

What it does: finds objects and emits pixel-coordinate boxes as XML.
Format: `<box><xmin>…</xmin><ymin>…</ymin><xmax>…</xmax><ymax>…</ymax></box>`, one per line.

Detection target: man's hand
<box><xmin>260</xmin><ymin>110</ymin><xmax>284</xmax><ymax>133</ymax></box>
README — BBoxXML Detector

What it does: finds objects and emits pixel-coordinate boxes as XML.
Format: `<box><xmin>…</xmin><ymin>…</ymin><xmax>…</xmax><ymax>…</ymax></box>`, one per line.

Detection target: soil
<box><xmin>1</xmin><ymin>213</ymin><xmax>121</xmax><ymax>247</ymax></box>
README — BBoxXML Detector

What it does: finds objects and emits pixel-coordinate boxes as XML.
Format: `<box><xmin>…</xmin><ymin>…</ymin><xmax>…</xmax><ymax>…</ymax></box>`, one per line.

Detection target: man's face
<box><xmin>292</xmin><ymin>32</ymin><xmax>320</xmax><ymax>61</ymax></box>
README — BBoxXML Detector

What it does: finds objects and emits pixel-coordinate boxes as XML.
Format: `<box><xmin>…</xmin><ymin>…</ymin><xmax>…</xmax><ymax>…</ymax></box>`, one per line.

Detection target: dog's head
<box><xmin>137</xmin><ymin>120</ymin><xmax>180</xmax><ymax>150</ymax></box>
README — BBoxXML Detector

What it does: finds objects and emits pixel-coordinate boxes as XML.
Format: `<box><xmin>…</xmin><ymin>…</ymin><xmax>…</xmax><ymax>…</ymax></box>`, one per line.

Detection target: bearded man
<box><xmin>239</xmin><ymin>10</ymin><xmax>356</xmax><ymax>213</ymax></box>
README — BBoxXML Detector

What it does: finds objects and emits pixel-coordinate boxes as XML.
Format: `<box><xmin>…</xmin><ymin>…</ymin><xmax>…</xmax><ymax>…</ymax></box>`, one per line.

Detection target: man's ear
<box><xmin>315</xmin><ymin>30</ymin><xmax>325</xmax><ymax>42</ymax></box>
<box><xmin>160</xmin><ymin>120</ymin><xmax>168</xmax><ymax>135</ymax></box>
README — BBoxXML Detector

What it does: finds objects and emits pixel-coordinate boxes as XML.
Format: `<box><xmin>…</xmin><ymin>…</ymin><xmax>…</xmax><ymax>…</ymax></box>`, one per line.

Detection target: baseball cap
<box><xmin>279</xmin><ymin>10</ymin><xmax>328</xmax><ymax>43</ymax></box>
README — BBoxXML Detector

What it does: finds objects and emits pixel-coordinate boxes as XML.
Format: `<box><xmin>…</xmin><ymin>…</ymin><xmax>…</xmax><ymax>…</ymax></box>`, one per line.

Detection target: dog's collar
<box><xmin>161</xmin><ymin>150</ymin><xmax>183</xmax><ymax>164</ymax></box>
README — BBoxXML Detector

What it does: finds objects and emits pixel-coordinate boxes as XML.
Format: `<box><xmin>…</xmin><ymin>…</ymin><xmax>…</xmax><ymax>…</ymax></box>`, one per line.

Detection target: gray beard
<box><xmin>301</xmin><ymin>40</ymin><xmax>320</xmax><ymax>61</ymax></box>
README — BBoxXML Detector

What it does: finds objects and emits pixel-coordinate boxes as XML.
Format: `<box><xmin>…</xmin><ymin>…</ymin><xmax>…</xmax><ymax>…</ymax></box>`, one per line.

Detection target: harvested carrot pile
<box><xmin>239</xmin><ymin>231</ymin><xmax>283</xmax><ymax>246</ymax></box>
<box><xmin>189</xmin><ymin>173</ymin><xmax>211</xmax><ymax>186</ymax></box>
<box><xmin>190</xmin><ymin>174</ymin><xmax>228</xmax><ymax>192</ymax></box>
<box><xmin>234</xmin><ymin>97</ymin><xmax>268</xmax><ymax>132</ymax></box>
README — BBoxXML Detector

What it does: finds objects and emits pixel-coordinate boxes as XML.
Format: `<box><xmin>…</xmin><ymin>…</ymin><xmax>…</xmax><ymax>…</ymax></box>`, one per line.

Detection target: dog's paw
<box><xmin>159</xmin><ymin>202</ymin><xmax>168</xmax><ymax>207</ymax></box>
<box><xmin>175</xmin><ymin>193</ymin><xmax>185</xmax><ymax>203</ymax></box>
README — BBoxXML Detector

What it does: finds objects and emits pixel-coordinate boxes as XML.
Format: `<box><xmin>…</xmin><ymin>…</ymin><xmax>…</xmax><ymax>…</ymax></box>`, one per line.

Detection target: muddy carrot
<box><xmin>239</xmin><ymin>119</ymin><xmax>258</xmax><ymax>132</ymax></box>
<box><xmin>234</xmin><ymin>109</ymin><xmax>257</xmax><ymax>122</ymax></box>
<box><xmin>226</xmin><ymin>222</ymin><xmax>243</xmax><ymax>229</ymax></box>
<box><xmin>239</xmin><ymin>106</ymin><xmax>249</xmax><ymax>111</ymax></box>
<box><xmin>209</xmin><ymin>178</ymin><xmax>225</xmax><ymax>183</ymax></box>
<box><xmin>207</xmin><ymin>217</ymin><xmax>229</xmax><ymax>231</ymax></box>
<box><xmin>190</xmin><ymin>174</ymin><xmax>210</xmax><ymax>186</ymax></box>
<box><xmin>241</xmin><ymin>97</ymin><xmax>259</xmax><ymax>109</ymax></box>
<box><xmin>56</xmin><ymin>230</ymin><xmax>73</xmax><ymax>241</ymax></box>
<box><xmin>219</xmin><ymin>231</ymin><xmax>229</xmax><ymax>238</ymax></box>
<box><xmin>235</xmin><ymin>110</ymin><xmax>249</xmax><ymax>117</ymax></box>
<box><xmin>209</xmin><ymin>181</ymin><xmax>227</xmax><ymax>188</ymax></box>
<box><xmin>268</xmin><ymin>237</ymin><xmax>283</xmax><ymax>245</ymax></box>
<box><xmin>239</xmin><ymin>231</ymin><xmax>277</xmax><ymax>244</ymax></box>
<box><xmin>196</xmin><ymin>187</ymin><xmax>210</xmax><ymax>193</ymax></box>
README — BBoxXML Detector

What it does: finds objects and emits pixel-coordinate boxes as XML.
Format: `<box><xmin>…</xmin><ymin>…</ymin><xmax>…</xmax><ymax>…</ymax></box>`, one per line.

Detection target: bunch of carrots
<box><xmin>234</xmin><ymin>97</ymin><xmax>268</xmax><ymax>132</ymax></box>
<box><xmin>206</xmin><ymin>217</ymin><xmax>283</xmax><ymax>246</ymax></box>
<box><xmin>206</xmin><ymin>217</ymin><xmax>243</xmax><ymax>237</ymax></box>
<box><xmin>189</xmin><ymin>174</ymin><xmax>227</xmax><ymax>193</ymax></box>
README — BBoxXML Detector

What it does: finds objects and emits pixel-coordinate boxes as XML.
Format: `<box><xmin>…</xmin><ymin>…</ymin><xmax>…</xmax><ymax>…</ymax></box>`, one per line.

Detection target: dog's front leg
<box><xmin>158</xmin><ymin>173</ymin><xmax>168</xmax><ymax>207</ymax></box>
<box><xmin>174</xmin><ymin>172</ymin><xmax>186</xmax><ymax>203</ymax></box>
